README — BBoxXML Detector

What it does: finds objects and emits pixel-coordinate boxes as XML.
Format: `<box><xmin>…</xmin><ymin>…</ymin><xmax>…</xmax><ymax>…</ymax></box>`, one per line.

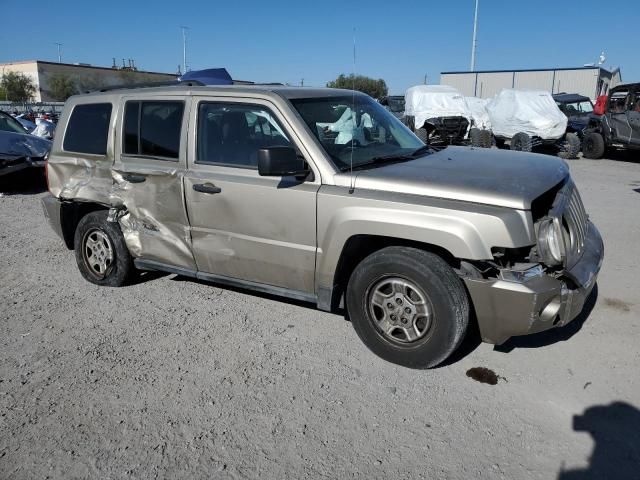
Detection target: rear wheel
<box><xmin>582</xmin><ymin>132</ymin><xmax>605</xmax><ymax>159</ymax></box>
<box><xmin>346</xmin><ymin>247</ymin><xmax>469</xmax><ymax>369</ymax></box>
<box><xmin>558</xmin><ymin>132</ymin><xmax>581</xmax><ymax>159</ymax></box>
<box><xmin>74</xmin><ymin>211</ymin><xmax>133</xmax><ymax>287</ymax></box>
<box><xmin>510</xmin><ymin>132</ymin><xmax>532</xmax><ymax>152</ymax></box>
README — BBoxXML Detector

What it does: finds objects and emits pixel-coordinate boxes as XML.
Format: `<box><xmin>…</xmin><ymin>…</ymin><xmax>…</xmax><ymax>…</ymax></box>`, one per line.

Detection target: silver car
<box><xmin>42</xmin><ymin>85</ymin><xmax>603</xmax><ymax>368</ymax></box>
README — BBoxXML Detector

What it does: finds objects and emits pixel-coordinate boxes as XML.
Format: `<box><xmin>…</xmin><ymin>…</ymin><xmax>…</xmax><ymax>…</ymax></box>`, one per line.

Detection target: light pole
<box><xmin>180</xmin><ymin>26</ymin><xmax>189</xmax><ymax>73</ymax></box>
<box><xmin>470</xmin><ymin>0</ymin><xmax>479</xmax><ymax>71</ymax></box>
<box><xmin>54</xmin><ymin>42</ymin><xmax>63</xmax><ymax>63</ymax></box>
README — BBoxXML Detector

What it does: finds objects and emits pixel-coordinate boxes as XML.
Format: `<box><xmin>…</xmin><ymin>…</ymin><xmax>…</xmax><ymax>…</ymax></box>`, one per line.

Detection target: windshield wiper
<box><xmin>338</xmin><ymin>146</ymin><xmax>434</xmax><ymax>172</ymax></box>
<box><xmin>410</xmin><ymin>145</ymin><xmax>432</xmax><ymax>157</ymax></box>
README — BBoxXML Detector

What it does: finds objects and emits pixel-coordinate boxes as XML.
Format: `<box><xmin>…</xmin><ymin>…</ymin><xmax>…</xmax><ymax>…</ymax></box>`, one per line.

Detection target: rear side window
<box><xmin>63</xmin><ymin>103</ymin><xmax>112</xmax><ymax>155</ymax></box>
<box><xmin>122</xmin><ymin>101</ymin><xmax>184</xmax><ymax>159</ymax></box>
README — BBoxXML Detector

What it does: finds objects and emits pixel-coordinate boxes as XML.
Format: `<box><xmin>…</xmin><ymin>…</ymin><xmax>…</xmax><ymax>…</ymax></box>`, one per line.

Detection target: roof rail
<box><xmin>87</xmin><ymin>79</ymin><xmax>206</xmax><ymax>94</ymax></box>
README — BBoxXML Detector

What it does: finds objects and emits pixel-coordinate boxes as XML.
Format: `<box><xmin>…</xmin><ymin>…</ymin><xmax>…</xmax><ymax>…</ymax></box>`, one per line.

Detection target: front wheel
<box><xmin>346</xmin><ymin>247</ymin><xmax>469</xmax><ymax>369</ymax></box>
<box><xmin>510</xmin><ymin>132</ymin><xmax>533</xmax><ymax>152</ymax></box>
<box><xmin>558</xmin><ymin>132</ymin><xmax>581</xmax><ymax>159</ymax></box>
<box><xmin>469</xmin><ymin>127</ymin><xmax>483</xmax><ymax>147</ymax></box>
<box><xmin>74</xmin><ymin>210</ymin><xmax>134</xmax><ymax>286</ymax></box>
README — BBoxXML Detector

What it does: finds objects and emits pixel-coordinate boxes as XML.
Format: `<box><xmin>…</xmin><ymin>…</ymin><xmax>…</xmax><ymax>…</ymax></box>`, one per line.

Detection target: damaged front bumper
<box><xmin>464</xmin><ymin>222</ymin><xmax>604</xmax><ymax>344</ymax></box>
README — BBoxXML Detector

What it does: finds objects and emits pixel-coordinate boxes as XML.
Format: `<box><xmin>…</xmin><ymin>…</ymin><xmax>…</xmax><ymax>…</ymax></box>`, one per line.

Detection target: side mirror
<box><xmin>258</xmin><ymin>146</ymin><xmax>309</xmax><ymax>177</ymax></box>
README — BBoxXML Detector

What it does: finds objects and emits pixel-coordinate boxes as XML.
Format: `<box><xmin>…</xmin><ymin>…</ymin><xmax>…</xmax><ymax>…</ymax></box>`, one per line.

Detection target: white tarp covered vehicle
<box><xmin>486</xmin><ymin>89</ymin><xmax>580</xmax><ymax>158</ymax></box>
<box><xmin>465</xmin><ymin>96</ymin><xmax>492</xmax><ymax>130</ymax></box>
<box><xmin>404</xmin><ymin>85</ymin><xmax>491</xmax><ymax>147</ymax></box>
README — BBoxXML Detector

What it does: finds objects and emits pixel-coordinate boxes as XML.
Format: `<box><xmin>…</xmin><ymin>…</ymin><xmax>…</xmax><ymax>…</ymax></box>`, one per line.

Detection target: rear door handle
<box><xmin>122</xmin><ymin>173</ymin><xmax>146</xmax><ymax>183</ymax></box>
<box><xmin>193</xmin><ymin>183</ymin><xmax>222</xmax><ymax>194</ymax></box>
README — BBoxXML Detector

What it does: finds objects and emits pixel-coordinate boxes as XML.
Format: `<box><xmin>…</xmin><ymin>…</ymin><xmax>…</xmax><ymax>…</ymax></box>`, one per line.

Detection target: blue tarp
<box><xmin>179</xmin><ymin>68</ymin><xmax>233</xmax><ymax>85</ymax></box>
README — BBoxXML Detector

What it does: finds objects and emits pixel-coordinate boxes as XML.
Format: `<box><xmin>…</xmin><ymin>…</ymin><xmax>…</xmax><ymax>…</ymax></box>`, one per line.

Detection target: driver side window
<box><xmin>196</xmin><ymin>103</ymin><xmax>292</xmax><ymax>168</ymax></box>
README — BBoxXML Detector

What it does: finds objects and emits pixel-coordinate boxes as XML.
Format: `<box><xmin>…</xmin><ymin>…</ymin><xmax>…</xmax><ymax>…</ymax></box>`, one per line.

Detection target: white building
<box><xmin>440</xmin><ymin>66</ymin><xmax>622</xmax><ymax>101</ymax></box>
<box><xmin>0</xmin><ymin>60</ymin><xmax>178</xmax><ymax>102</ymax></box>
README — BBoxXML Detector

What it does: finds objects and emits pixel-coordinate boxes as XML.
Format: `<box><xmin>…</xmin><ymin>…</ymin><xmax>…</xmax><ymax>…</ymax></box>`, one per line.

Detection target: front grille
<box><xmin>552</xmin><ymin>181</ymin><xmax>589</xmax><ymax>268</ymax></box>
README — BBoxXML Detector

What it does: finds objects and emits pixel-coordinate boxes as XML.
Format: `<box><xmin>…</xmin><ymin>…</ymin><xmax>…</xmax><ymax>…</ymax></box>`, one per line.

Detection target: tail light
<box><xmin>593</xmin><ymin>95</ymin><xmax>607</xmax><ymax>115</ymax></box>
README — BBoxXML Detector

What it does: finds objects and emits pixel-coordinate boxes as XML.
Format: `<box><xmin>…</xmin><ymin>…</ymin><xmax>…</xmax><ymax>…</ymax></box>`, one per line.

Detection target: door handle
<box><xmin>193</xmin><ymin>183</ymin><xmax>222</xmax><ymax>194</ymax></box>
<box><xmin>122</xmin><ymin>173</ymin><xmax>146</xmax><ymax>183</ymax></box>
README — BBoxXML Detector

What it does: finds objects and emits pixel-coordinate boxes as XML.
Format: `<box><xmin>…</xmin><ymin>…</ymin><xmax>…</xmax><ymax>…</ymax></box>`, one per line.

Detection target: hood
<box><xmin>0</xmin><ymin>130</ymin><xmax>52</xmax><ymax>160</ymax></box>
<box><xmin>341</xmin><ymin>146</ymin><xmax>569</xmax><ymax>210</ymax></box>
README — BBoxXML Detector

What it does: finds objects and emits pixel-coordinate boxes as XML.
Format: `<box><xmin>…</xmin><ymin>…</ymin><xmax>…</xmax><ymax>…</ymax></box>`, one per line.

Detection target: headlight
<box><xmin>537</xmin><ymin>217</ymin><xmax>566</xmax><ymax>266</ymax></box>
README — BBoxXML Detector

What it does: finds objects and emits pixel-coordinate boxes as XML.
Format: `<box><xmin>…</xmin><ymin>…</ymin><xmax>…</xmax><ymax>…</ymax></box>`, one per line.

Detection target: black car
<box><xmin>379</xmin><ymin>95</ymin><xmax>405</xmax><ymax>119</ymax></box>
<box><xmin>0</xmin><ymin>111</ymin><xmax>52</xmax><ymax>177</ymax></box>
<box><xmin>553</xmin><ymin>93</ymin><xmax>594</xmax><ymax>138</ymax></box>
<box><xmin>582</xmin><ymin>83</ymin><xmax>640</xmax><ymax>159</ymax></box>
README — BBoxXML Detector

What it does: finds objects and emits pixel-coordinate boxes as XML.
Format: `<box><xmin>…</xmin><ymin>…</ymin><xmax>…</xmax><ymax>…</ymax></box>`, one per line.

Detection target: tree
<box><xmin>48</xmin><ymin>74</ymin><xmax>77</xmax><ymax>101</ymax></box>
<box><xmin>326</xmin><ymin>74</ymin><xmax>388</xmax><ymax>99</ymax></box>
<box><xmin>0</xmin><ymin>72</ymin><xmax>36</xmax><ymax>102</ymax></box>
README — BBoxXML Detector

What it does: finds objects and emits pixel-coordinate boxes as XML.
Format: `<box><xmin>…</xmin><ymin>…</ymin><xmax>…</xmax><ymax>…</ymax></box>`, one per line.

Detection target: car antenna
<box><xmin>349</xmin><ymin>27</ymin><xmax>356</xmax><ymax>194</ymax></box>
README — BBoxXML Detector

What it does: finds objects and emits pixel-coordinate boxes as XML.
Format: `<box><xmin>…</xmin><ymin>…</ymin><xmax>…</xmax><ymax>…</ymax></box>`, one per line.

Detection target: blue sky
<box><xmin>1</xmin><ymin>0</ymin><xmax>637</xmax><ymax>93</ymax></box>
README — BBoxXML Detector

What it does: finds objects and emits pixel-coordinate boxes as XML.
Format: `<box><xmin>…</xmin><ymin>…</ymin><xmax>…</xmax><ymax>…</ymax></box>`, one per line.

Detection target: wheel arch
<box><xmin>319</xmin><ymin>234</ymin><xmax>462</xmax><ymax>312</ymax></box>
<box><xmin>60</xmin><ymin>200</ymin><xmax>110</xmax><ymax>250</ymax></box>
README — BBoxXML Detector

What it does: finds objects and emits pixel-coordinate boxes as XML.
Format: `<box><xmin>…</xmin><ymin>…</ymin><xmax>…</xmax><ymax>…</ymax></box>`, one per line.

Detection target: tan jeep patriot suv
<box><xmin>42</xmin><ymin>84</ymin><xmax>604</xmax><ymax>368</ymax></box>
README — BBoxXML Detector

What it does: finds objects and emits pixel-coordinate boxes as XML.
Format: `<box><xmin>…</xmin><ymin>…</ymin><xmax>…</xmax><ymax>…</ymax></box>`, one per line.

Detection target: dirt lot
<box><xmin>1</xmin><ymin>156</ymin><xmax>639</xmax><ymax>479</ymax></box>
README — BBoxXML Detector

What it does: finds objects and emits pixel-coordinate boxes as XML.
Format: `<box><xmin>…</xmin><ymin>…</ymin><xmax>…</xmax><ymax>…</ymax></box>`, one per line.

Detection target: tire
<box><xmin>480</xmin><ymin>129</ymin><xmax>493</xmax><ymax>148</ymax></box>
<box><xmin>346</xmin><ymin>246</ymin><xmax>469</xmax><ymax>369</ymax></box>
<box><xmin>469</xmin><ymin>127</ymin><xmax>482</xmax><ymax>147</ymax></box>
<box><xmin>510</xmin><ymin>132</ymin><xmax>532</xmax><ymax>152</ymax></box>
<box><xmin>557</xmin><ymin>132</ymin><xmax>581</xmax><ymax>159</ymax></box>
<box><xmin>582</xmin><ymin>132</ymin><xmax>605</xmax><ymax>159</ymax></box>
<box><xmin>74</xmin><ymin>210</ymin><xmax>133</xmax><ymax>287</ymax></box>
<box><xmin>415</xmin><ymin>127</ymin><xmax>428</xmax><ymax>143</ymax></box>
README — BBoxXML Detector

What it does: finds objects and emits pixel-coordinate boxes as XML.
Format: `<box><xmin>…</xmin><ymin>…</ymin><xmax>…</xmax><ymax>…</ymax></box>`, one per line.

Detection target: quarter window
<box><xmin>197</xmin><ymin>103</ymin><xmax>292</xmax><ymax>168</ymax></box>
<box><xmin>122</xmin><ymin>101</ymin><xmax>184</xmax><ymax>159</ymax></box>
<box><xmin>63</xmin><ymin>103</ymin><xmax>112</xmax><ymax>155</ymax></box>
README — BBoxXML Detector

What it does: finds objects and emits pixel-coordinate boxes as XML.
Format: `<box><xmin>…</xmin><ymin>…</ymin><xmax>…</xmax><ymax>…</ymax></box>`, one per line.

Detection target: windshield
<box><xmin>0</xmin><ymin>112</ymin><xmax>29</xmax><ymax>134</ymax></box>
<box><xmin>558</xmin><ymin>100</ymin><xmax>594</xmax><ymax>115</ymax></box>
<box><xmin>290</xmin><ymin>95</ymin><xmax>423</xmax><ymax>171</ymax></box>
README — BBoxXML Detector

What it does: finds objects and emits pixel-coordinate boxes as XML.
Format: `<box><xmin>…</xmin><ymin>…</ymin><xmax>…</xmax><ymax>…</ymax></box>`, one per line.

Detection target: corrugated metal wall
<box><xmin>439</xmin><ymin>73</ymin><xmax>476</xmax><ymax>96</ymax></box>
<box><xmin>552</xmin><ymin>69</ymin><xmax>598</xmax><ymax>98</ymax></box>
<box><xmin>440</xmin><ymin>68</ymin><xmax>606</xmax><ymax>100</ymax></box>
<box><xmin>514</xmin><ymin>70</ymin><xmax>554</xmax><ymax>90</ymax></box>
<box><xmin>474</xmin><ymin>72</ymin><xmax>511</xmax><ymax>98</ymax></box>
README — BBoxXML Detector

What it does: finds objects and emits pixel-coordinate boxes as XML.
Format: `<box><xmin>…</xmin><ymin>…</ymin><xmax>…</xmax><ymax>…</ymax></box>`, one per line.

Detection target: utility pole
<box><xmin>181</xmin><ymin>26</ymin><xmax>189</xmax><ymax>73</ymax></box>
<box><xmin>470</xmin><ymin>0</ymin><xmax>479</xmax><ymax>71</ymax></box>
<box><xmin>424</xmin><ymin>74</ymin><xmax>428</xmax><ymax>85</ymax></box>
<box><xmin>54</xmin><ymin>43</ymin><xmax>63</xmax><ymax>63</ymax></box>
<box><xmin>300</xmin><ymin>78</ymin><xmax>304</xmax><ymax>86</ymax></box>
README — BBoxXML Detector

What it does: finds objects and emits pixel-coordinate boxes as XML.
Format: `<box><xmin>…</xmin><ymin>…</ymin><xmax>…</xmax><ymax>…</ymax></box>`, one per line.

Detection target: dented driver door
<box><xmin>112</xmin><ymin>95</ymin><xmax>196</xmax><ymax>270</ymax></box>
<box><xmin>183</xmin><ymin>96</ymin><xmax>320</xmax><ymax>295</ymax></box>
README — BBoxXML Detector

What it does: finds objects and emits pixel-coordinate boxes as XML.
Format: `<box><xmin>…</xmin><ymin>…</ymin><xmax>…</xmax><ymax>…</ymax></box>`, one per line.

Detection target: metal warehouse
<box><xmin>440</xmin><ymin>66</ymin><xmax>622</xmax><ymax>101</ymax></box>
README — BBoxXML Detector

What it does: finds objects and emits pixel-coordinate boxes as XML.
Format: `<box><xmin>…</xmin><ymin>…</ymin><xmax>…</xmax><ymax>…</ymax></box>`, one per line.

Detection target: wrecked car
<box><xmin>582</xmin><ymin>83</ymin><xmax>640</xmax><ymax>159</ymax></box>
<box><xmin>0</xmin><ymin>111</ymin><xmax>51</xmax><ymax>177</ymax></box>
<box><xmin>42</xmin><ymin>84</ymin><xmax>603</xmax><ymax>368</ymax></box>
<box><xmin>487</xmin><ymin>89</ymin><xmax>581</xmax><ymax>159</ymax></box>
<box><xmin>404</xmin><ymin>85</ymin><xmax>491</xmax><ymax>148</ymax></box>
<box><xmin>379</xmin><ymin>95</ymin><xmax>405</xmax><ymax>120</ymax></box>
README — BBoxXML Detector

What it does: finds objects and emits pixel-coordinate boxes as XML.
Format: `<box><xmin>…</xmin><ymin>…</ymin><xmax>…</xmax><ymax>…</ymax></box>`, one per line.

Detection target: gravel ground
<box><xmin>1</xmin><ymin>157</ymin><xmax>639</xmax><ymax>480</ymax></box>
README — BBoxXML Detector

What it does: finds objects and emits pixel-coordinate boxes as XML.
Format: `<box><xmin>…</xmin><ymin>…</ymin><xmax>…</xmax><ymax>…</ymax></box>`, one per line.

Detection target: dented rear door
<box><xmin>112</xmin><ymin>95</ymin><xmax>196</xmax><ymax>270</ymax></box>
